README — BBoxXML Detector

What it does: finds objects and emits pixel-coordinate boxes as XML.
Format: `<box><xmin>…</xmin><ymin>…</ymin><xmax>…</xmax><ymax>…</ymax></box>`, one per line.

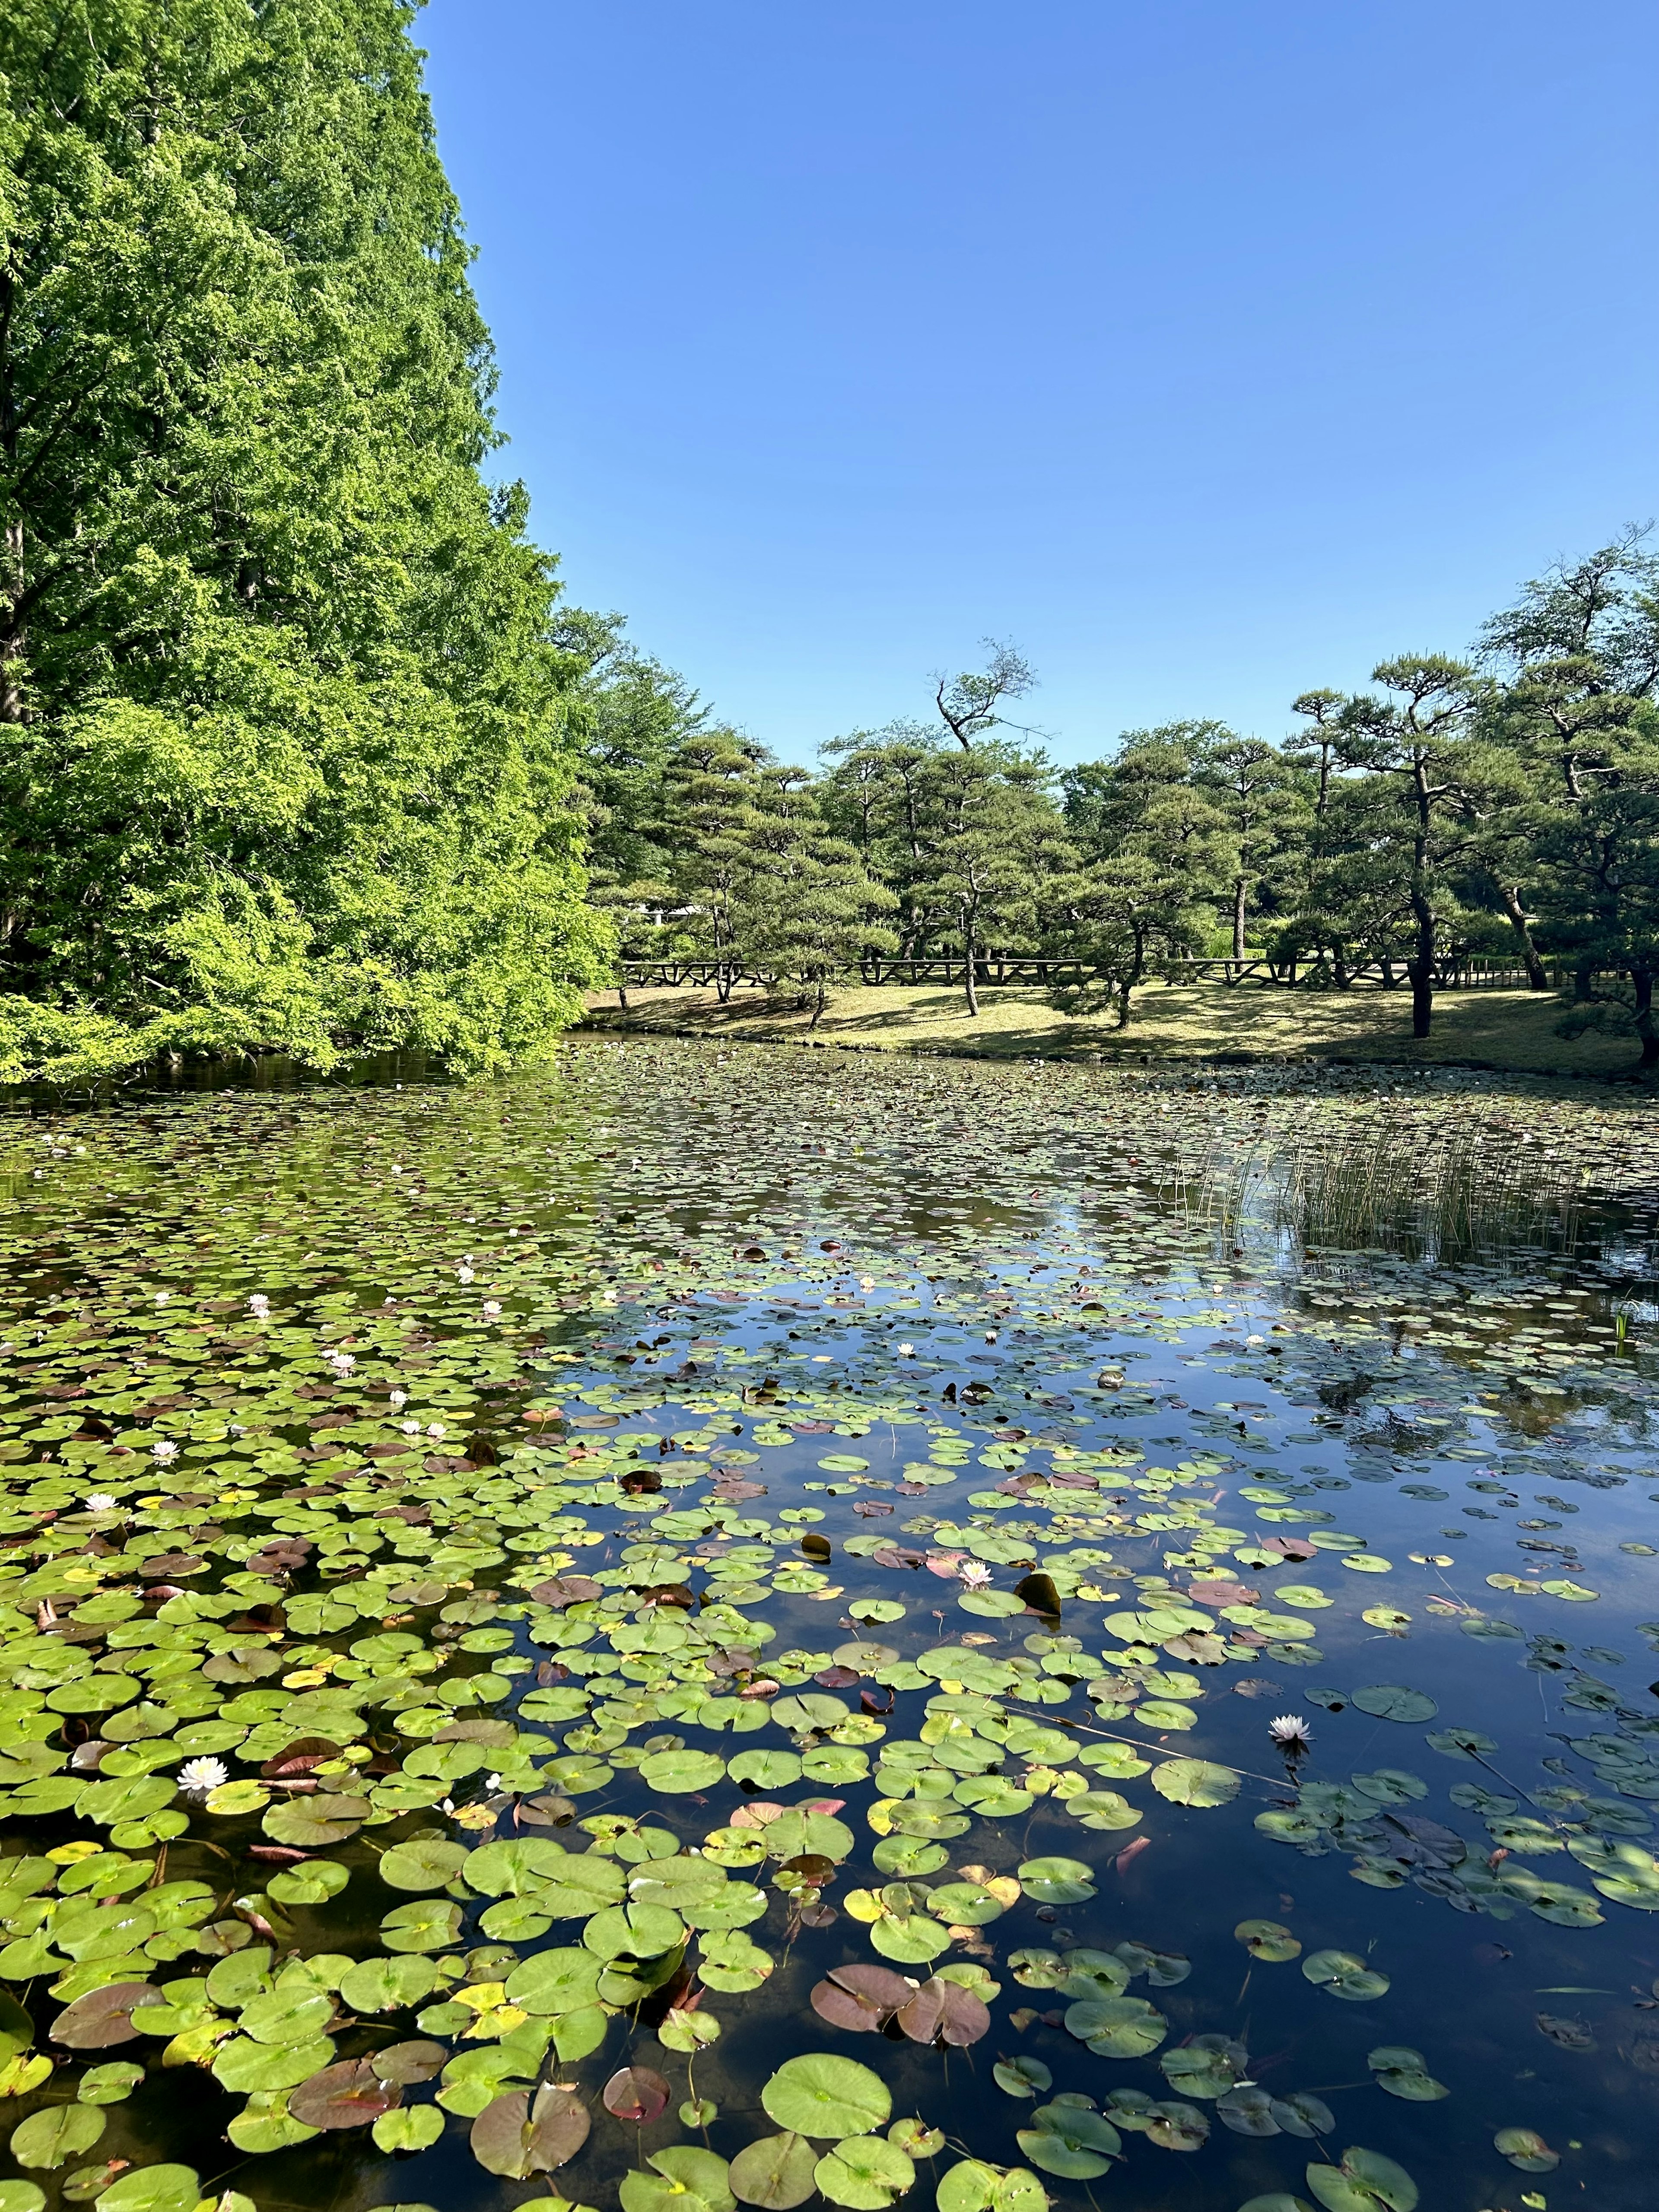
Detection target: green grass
<box><xmin>582</xmin><ymin>978</ymin><xmax>1650</xmax><ymax>1077</ymax></box>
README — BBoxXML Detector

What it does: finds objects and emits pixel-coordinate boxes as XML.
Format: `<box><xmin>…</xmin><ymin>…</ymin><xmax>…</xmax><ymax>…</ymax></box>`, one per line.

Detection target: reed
<box><xmin>1181</xmin><ymin>1109</ymin><xmax>1587</xmax><ymax>1262</ymax></box>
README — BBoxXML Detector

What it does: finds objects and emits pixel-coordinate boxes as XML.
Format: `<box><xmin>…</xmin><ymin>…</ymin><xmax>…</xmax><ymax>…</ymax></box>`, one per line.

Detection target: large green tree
<box><xmin>0</xmin><ymin>0</ymin><xmax>606</xmax><ymax>1081</ymax></box>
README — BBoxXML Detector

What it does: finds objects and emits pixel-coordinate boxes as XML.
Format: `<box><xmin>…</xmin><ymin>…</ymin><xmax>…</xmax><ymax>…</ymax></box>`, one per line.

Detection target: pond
<box><xmin>0</xmin><ymin>1039</ymin><xmax>1657</xmax><ymax>2212</ymax></box>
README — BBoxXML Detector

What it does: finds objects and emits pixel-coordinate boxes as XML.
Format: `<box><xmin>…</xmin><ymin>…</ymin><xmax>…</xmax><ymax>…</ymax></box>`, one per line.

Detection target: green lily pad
<box><xmin>1235</xmin><ymin>1920</ymin><xmax>1300</xmax><ymax>1961</ymax></box>
<box><xmin>1065</xmin><ymin>1996</ymin><xmax>1167</xmax><ymax>2057</ymax></box>
<box><xmin>1305</xmin><ymin>2147</ymin><xmax>1417</xmax><ymax>2212</ymax></box>
<box><xmin>728</xmin><ymin>1750</ymin><xmax>804</xmax><ymax>1789</ymax></box>
<box><xmin>1017</xmin><ymin>1856</ymin><xmax>1096</xmax><ymax>1904</ymax></box>
<box><xmin>1302</xmin><ymin>1951</ymin><xmax>1390</xmax><ymax>2002</ymax></box>
<box><xmin>621</xmin><ymin>2147</ymin><xmax>736</xmax><ymax>2212</ymax></box>
<box><xmin>9</xmin><ymin>2103</ymin><xmax>106</xmax><ymax>2170</ymax></box>
<box><xmin>378</xmin><ymin>1836</ymin><xmax>470</xmax><ymax>1891</ymax></box>
<box><xmin>729</xmin><ymin>2132</ymin><xmax>820</xmax><ymax>2209</ymax></box>
<box><xmin>760</xmin><ymin>2055</ymin><xmax>891</xmax><ymax>2139</ymax></box>
<box><xmin>814</xmin><ymin>2136</ymin><xmax>915</xmax><ymax>2209</ymax></box>
<box><xmin>1350</xmin><ymin>1687</ymin><xmax>1437</xmax><ymax>1724</ymax></box>
<box><xmin>639</xmin><ymin>1748</ymin><xmax>727</xmax><ymax>1793</ymax></box>
<box><xmin>1152</xmin><ymin>1759</ymin><xmax>1239</xmax><ymax>1808</ymax></box>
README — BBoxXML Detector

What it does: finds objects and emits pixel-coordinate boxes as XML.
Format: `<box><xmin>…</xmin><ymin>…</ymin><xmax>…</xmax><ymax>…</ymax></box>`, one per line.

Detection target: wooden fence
<box><xmin>613</xmin><ymin>953</ymin><xmax>1599</xmax><ymax>992</ymax></box>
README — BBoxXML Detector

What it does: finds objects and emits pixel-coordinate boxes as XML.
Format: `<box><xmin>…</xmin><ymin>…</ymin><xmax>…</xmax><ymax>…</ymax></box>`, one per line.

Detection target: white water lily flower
<box><xmin>83</xmin><ymin>1494</ymin><xmax>117</xmax><ymax>1513</ymax></box>
<box><xmin>179</xmin><ymin>1757</ymin><xmax>229</xmax><ymax>1796</ymax></box>
<box><xmin>984</xmin><ymin>1329</ymin><xmax>999</xmax><ymax>1343</ymax></box>
<box><xmin>400</xmin><ymin>1420</ymin><xmax>420</xmax><ymax>1435</ymax></box>
<box><xmin>150</xmin><ymin>1440</ymin><xmax>178</xmax><ymax>1463</ymax></box>
<box><xmin>482</xmin><ymin>1300</ymin><xmax>502</xmax><ymax>1319</ymax></box>
<box><xmin>1269</xmin><ymin>1715</ymin><xmax>1313</xmax><ymax>1750</ymax></box>
<box><xmin>326</xmin><ymin>1349</ymin><xmax>355</xmax><ymax>1373</ymax></box>
<box><xmin>896</xmin><ymin>1342</ymin><xmax>915</xmax><ymax>1357</ymax></box>
<box><xmin>426</xmin><ymin>1423</ymin><xmax>446</xmax><ymax>1439</ymax></box>
<box><xmin>957</xmin><ymin>1560</ymin><xmax>994</xmax><ymax>1589</ymax></box>
<box><xmin>389</xmin><ymin>1389</ymin><xmax>407</xmax><ymax>1410</ymax></box>
<box><xmin>248</xmin><ymin>1294</ymin><xmax>270</xmax><ymax>1318</ymax></box>
<box><xmin>486</xmin><ymin>1773</ymin><xmax>508</xmax><ymax>1794</ymax></box>
<box><xmin>456</xmin><ymin>1265</ymin><xmax>475</xmax><ymax>1284</ymax></box>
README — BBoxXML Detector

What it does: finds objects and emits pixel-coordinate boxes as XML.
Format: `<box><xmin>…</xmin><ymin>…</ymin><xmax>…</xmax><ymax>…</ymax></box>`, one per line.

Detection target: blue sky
<box><xmin>420</xmin><ymin>0</ymin><xmax>1659</xmax><ymax>766</ymax></box>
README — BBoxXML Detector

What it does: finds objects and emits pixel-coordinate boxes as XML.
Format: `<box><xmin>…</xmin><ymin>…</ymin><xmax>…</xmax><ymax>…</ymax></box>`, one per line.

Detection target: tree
<box><xmin>561</xmin><ymin>619</ymin><xmax>709</xmax><ymax>1001</ymax></box>
<box><xmin>741</xmin><ymin>772</ymin><xmax>896</xmax><ymax>1026</ymax></box>
<box><xmin>660</xmin><ymin>730</ymin><xmax>775</xmax><ymax>1000</ymax></box>
<box><xmin>823</xmin><ymin>725</ymin><xmax>1064</xmax><ymax>1014</ymax></box>
<box><xmin>1333</xmin><ymin>657</ymin><xmax>1505</xmax><ymax>1037</ymax></box>
<box><xmin>1055</xmin><ymin>732</ymin><xmax>1233</xmax><ymax>1025</ymax></box>
<box><xmin>1191</xmin><ymin>727</ymin><xmax>1308</xmax><ymax>963</ymax></box>
<box><xmin>0</xmin><ymin>0</ymin><xmax>606</xmax><ymax>1083</ymax></box>
<box><xmin>1478</xmin><ymin>534</ymin><xmax>1659</xmax><ymax>1012</ymax></box>
<box><xmin>932</xmin><ymin>640</ymin><xmax>1040</xmax><ymax>749</ymax></box>
<box><xmin>1533</xmin><ymin>703</ymin><xmax>1659</xmax><ymax>1067</ymax></box>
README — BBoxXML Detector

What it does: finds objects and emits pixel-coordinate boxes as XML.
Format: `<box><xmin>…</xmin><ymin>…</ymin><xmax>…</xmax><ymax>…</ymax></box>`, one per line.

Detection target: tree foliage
<box><xmin>0</xmin><ymin>0</ymin><xmax>608</xmax><ymax>1083</ymax></box>
<box><xmin>591</xmin><ymin>565</ymin><xmax>1659</xmax><ymax>1068</ymax></box>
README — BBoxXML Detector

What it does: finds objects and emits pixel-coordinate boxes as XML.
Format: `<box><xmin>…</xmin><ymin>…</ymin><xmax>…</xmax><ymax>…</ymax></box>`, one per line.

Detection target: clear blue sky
<box><xmin>420</xmin><ymin>0</ymin><xmax>1659</xmax><ymax>766</ymax></box>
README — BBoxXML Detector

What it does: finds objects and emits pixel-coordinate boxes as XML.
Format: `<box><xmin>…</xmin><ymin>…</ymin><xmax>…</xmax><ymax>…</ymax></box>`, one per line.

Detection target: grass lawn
<box><xmin>581</xmin><ymin>978</ymin><xmax>1650</xmax><ymax>1078</ymax></box>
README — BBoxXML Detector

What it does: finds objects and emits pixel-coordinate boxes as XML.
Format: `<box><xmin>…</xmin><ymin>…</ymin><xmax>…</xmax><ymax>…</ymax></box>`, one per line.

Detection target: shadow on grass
<box><xmin>581</xmin><ymin>982</ymin><xmax>1652</xmax><ymax>1079</ymax></box>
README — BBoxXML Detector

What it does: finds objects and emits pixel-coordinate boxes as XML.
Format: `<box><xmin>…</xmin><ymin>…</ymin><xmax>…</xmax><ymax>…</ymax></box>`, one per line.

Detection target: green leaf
<box><xmin>238</xmin><ymin>1985</ymin><xmax>334</xmax><ymax>2046</ymax></box>
<box><xmin>1063</xmin><ymin>1996</ymin><xmax>1167</xmax><ymax>2058</ymax></box>
<box><xmin>639</xmin><ymin>1748</ymin><xmax>727</xmax><ymax>1793</ymax></box>
<box><xmin>1017</xmin><ymin>2106</ymin><xmax>1121</xmax><ymax>2179</ymax></box>
<box><xmin>1017</xmin><ymin>1857</ymin><xmax>1096</xmax><ymax>1904</ymax></box>
<box><xmin>1151</xmin><ymin>1758</ymin><xmax>1239</xmax><ymax>1808</ymax></box>
<box><xmin>378</xmin><ymin>1836</ymin><xmax>470</xmax><ymax>1891</ymax></box>
<box><xmin>9</xmin><ymin>2103</ymin><xmax>106</xmax><ymax>2169</ymax></box>
<box><xmin>373</xmin><ymin>2106</ymin><xmax>446</xmax><ymax>2153</ymax></box>
<box><xmin>729</xmin><ymin>2133</ymin><xmax>820</xmax><ymax>2210</ymax></box>
<box><xmin>728</xmin><ymin>1750</ymin><xmax>803</xmax><ymax>1789</ymax></box>
<box><xmin>267</xmin><ymin>1859</ymin><xmax>351</xmax><ymax>1906</ymax></box>
<box><xmin>814</xmin><ymin>2136</ymin><xmax>915</xmax><ymax>2209</ymax></box>
<box><xmin>1305</xmin><ymin>2149</ymin><xmax>1417</xmax><ymax>2212</ymax></box>
<box><xmin>212</xmin><ymin>2035</ymin><xmax>336</xmax><ymax>2093</ymax></box>
<box><xmin>94</xmin><ymin>2166</ymin><xmax>202</xmax><ymax>2212</ymax></box>
<box><xmin>760</xmin><ymin>2055</ymin><xmax>892</xmax><ymax>2139</ymax></box>
<box><xmin>1235</xmin><ymin>1920</ymin><xmax>1301</xmax><ymax>1962</ymax></box>
<box><xmin>1350</xmin><ymin>1686</ymin><xmax>1437</xmax><ymax>1724</ymax></box>
<box><xmin>621</xmin><ymin>2148</ymin><xmax>736</xmax><ymax>2212</ymax></box>
<box><xmin>1302</xmin><ymin>1951</ymin><xmax>1391</xmax><ymax>2002</ymax></box>
<box><xmin>337</xmin><ymin>1955</ymin><xmax>442</xmax><ymax>2013</ymax></box>
<box><xmin>1494</xmin><ymin>2129</ymin><xmax>1559</xmax><ymax>2174</ymax></box>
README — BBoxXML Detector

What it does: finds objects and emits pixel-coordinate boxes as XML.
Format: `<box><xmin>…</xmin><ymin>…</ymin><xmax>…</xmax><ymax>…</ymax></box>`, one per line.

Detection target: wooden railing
<box><xmin>612</xmin><ymin>953</ymin><xmax>1598</xmax><ymax>992</ymax></box>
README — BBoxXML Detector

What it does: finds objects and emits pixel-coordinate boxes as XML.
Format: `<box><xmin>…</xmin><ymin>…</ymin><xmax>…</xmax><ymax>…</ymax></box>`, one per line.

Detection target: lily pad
<box><xmin>730</xmin><ymin>2133</ymin><xmax>820</xmax><ymax>2210</ymax></box>
<box><xmin>1017</xmin><ymin>1856</ymin><xmax>1096</xmax><ymax>1904</ymax></box>
<box><xmin>1151</xmin><ymin>1759</ymin><xmax>1239</xmax><ymax>1808</ymax></box>
<box><xmin>761</xmin><ymin>2054</ymin><xmax>891</xmax><ymax>2138</ymax></box>
<box><xmin>1350</xmin><ymin>1687</ymin><xmax>1437</xmax><ymax>1724</ymax></box>
<box><xmin>1302</xmin><ymin>1951</ymin><xmax>1390</xmax><ymax>2002</ymax></box>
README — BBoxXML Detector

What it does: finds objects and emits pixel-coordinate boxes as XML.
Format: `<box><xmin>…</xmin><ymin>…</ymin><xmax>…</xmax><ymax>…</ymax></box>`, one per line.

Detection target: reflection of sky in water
<box><xmin>0</xmin><ymin>1038</ymin><xmax>1657</xmax><ymax>2210</ymax></box>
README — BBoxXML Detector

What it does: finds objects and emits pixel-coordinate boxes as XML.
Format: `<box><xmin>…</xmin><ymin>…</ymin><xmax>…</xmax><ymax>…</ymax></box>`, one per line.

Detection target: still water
<box><xmin>0</xmin><ymin>1039</ymin><xmax>1656</xmax><ymax>2212</ymax></box>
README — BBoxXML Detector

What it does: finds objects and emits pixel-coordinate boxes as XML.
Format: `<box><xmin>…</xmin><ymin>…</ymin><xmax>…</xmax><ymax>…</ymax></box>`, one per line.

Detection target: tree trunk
<box><xmin>1497</xmin><ymin>884</ymin><xmax>1548</xmax><ymax>990</ymax></box>
<box><xmin>1573</xmin><ymin>960</ymin><xmax>1595</xmax><ymax>1003</ymax></box>
<box><xmin>809</xmin><ymin>979</ymin><xmax>826</xmax><ymax>1031</ymax></box>
<box><xmin>1634</xmin><ymin>966</ymin><xmax>1657</xmax><ymax>1070</ymax></box>
<box><xmin>1332</xmin><ymin>943</ymin><xmax>1350</xmax><ymax>989</ymax></box>
<box><xmin>617</xmin><ymin>984</ymin><xmax>629</xmax><ymax>1011</ymax></box>
<box><xmin>1115</xmin><ymin>928</ymin><xmax>1149</xmax><ymax>1029</ymax></box>
<box><xmin>0</xmin><ymin>521</ymin><xmax>24</xmax><ymax>723</ymax></box>
<box><xmin>1406</xmin><ymin>905</ymin><xmax>1435</xmax><ymax>1038</ymax></box>
<box><xmin>961</xmin><ymin>905</ymin><xmax>979</xmax><ymax>1016</ymax></box>
<box><xmin>1231</xmin><ymin>876</ymin><xmax>1246</xmax><ymax>963</ymax></box>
